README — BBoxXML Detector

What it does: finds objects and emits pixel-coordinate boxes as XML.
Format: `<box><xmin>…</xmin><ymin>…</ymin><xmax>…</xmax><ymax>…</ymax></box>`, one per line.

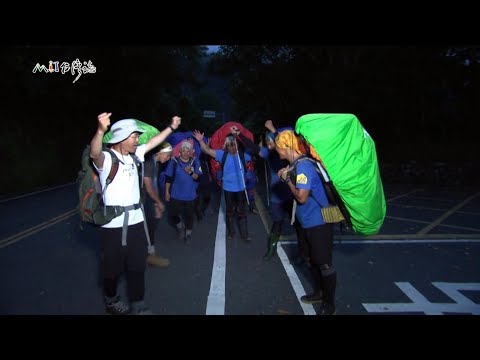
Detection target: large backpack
<box><xmin>77</xmin><ymin>145</ymin><xmax>142</xmax><ymax>226</ymax></box>
<box><xmin>295</xmin><ymin>114</ymin><xmax>386</xmax><ymax>236</ymax></box>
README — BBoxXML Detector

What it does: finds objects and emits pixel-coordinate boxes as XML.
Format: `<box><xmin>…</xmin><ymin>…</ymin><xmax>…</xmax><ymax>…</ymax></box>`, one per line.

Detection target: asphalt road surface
<box><xmin>0</xmin><ymin>182</ymin><xmax>479</xmax><ymax>315</ymax></box>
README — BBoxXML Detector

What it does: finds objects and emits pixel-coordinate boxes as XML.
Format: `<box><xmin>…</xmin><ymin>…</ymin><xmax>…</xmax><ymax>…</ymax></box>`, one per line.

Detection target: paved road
<box><xmin>0</xmin><ymin>182</ymin><xmax>479</xmax><ymax>315</ymax></box>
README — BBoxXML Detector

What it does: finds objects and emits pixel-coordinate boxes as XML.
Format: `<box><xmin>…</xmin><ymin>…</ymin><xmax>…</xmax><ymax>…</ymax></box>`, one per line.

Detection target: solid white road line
<box><xmin>277</xmin><ymin>243</ymin><xmax>316</xmax><ymax>315</ymax></box>
<box><xmin>0</xmin><ymin>182</ymin><xmax>75</xmax><ymax>203</ymax></box>
<box><xmin>206</xmin><ymin>193</ymin><xmax>227</xmax><ymax>315</ymax></box>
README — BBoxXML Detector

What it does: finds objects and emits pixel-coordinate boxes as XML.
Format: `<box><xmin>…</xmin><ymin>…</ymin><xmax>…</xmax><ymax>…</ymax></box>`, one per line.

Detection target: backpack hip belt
<box><xmin>104</xmin><ymin>202</ymin><xmax>148</xmax><ymax>247</ymax></box>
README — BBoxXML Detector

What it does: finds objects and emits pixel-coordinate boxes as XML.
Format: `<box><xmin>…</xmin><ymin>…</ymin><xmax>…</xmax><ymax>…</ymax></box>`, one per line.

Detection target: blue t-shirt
<box><xmin>165</xmin><ymin>156</ymin><xmax>202</xmax><ymax>201</ymax></box>
<box><xmin>260</xmin><ymin>147</ymin><xmax>292</xmax><ymax>204</ymax></box>
<box><xmin>215</xmin><ymin>150</ymin><xmax>252</xmax><ymax>192</ymax></box>
<box><xmin>294</xmin><ymin>159</ymin><xmax>330</xmax><ymax>228</ymax></box>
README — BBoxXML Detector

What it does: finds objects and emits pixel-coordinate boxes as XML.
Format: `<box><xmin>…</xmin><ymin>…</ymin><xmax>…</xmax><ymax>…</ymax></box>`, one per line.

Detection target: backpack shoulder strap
<box><xmin>104</xmin><ymin>148</ymin><xmax>120</xmax><ymax>186</ymax></box>
<box><xmin>239</xmin><ymin>150</ymin><xmax>246</xmax><ymax>170</ymax></box>
<box><xmin>219</xmin><ymin>151</ymin><xmax>230</xmax><ymax>181</ymax></box>
<box><xmin>220</xmin><ymin>150</ymin><xmax>228</xmax><ymax>169</ymax></box>
<box><xmin>130</xmin><ymin>153</ymin><xmax>144</xmax><ymax>189</ymax></box>
<box><xmin>171</xmin><ymin>156</ymin><xmax>180</xmax><ymax>184</ymax></box>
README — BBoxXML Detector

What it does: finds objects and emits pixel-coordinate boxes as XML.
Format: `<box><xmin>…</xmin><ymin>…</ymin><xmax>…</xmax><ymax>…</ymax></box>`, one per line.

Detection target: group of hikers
<box><xmin>88</xmin><ymin>112</ymin><xmax>339</xmax><ymax>315</ymax></box>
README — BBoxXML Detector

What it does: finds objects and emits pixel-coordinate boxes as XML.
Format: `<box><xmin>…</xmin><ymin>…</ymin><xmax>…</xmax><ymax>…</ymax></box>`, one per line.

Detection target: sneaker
<box><xmin>300</xmin><ymin>292</ymin><xmax>323</xmax><ymax>304</ymax></box>
<box><xmin>317</xmin><ymin>302</ymin><xmax>336</xmax><ymax>315</ymax></box>
<box><xmin>105</xmin><ymin>296</ymin><xmax>130</xmax><ymax>315</ymax></box>
<box><xmin>130</xmin><ymin>300</ymin><xmax>154</xmax><ymax>315</ymax></box>
<box><xmin>227</xmin><ymin>233</ymin><xmax>234</xmax><ymax>240</ymax></box>
<box><xmin>176</xmin><ymin>225</ymin><xmax>185</xmax><ymax>241</ymax></box>
<box><xmin>250</xmin><ymin>208</ymin><xmax>259</xmax><ymax>215</ymax></box>
<box><xmin>185</xmin><ymin>234</ymin><xmax>192</xmax><ymax>246</ymax></box>
<box><xmin>147</xmin><ymin>254</ymin><xmax>170</xmax><ymax>268</ymax></box>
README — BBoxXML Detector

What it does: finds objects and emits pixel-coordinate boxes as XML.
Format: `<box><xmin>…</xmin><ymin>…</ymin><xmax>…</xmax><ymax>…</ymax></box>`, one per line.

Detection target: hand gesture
<box><xmin>171</xmin><ymin>116</ymin><xmax>181</xmax><ymax>130</ymax></box>
<box><xmin>97</xmin><ymin>112</ymin><xmax>112</xmax><ymax>133</ymax></box>
<box><xmin>265</xmin><ymin>120</ymin><xmax>275</xmax><ymax>133</ymax></box>
<box><xmin>193</xmin><ymin>130</ymin><xmax>204</xmax><ymax>142</ymax></box>
<box><xmin>230</xmin><ymin>126</ymin><xmax>240</xmax><ymax>135</ymax></box>
<box><xmin>278</xmin><ymin>167</ymin><xmax>289</xmax><ymax>182</ymax></box>
<box><xmin>154</xmin><ymin>202</ymin><xmax>165</xmax><ymax>219</ymax></box>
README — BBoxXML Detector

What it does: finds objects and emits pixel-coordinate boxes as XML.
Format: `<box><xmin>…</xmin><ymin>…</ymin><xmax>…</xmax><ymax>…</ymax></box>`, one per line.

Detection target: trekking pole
<box><xmin>264</xmin><ymin>159</ymin><xmax>270</xmax><ymax>208</ymax></box>
<box><xmin>233</xmin><ymin>137</ymin><xmax>250</xmax><ymax>207</ymax></box>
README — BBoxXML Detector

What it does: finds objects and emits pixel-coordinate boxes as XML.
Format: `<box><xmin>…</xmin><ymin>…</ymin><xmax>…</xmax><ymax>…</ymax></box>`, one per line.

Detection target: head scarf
<box><xmin>159</xmin><ymin>141</ymin><xmax>173</xmax><ymax>153</ymax></box>
<box><xmin>275</xmin><ymin>130</ymin><xmax>306</xmax><ymax>155</ymax></box>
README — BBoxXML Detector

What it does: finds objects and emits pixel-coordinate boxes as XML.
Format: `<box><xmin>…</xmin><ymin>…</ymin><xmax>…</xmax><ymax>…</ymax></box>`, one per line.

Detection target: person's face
<box><xmin>121</xmin><ymin>132</ymin><xmax>141</xmax><ymax>153</ymax></box>
<box><xmin>226</xmin><ymin>142</ymin><xmax>237</xmax><ymax>154</ymax></box>
<box><xmin>275</xmin><ymin>146</ymin><xmax>291</xmax><ymax>162</ymax></box>
<box><xmin>157</xmin><ymin>151</ymin><xmax>172</xmax><ymax>163</ymax></box>
<box><xmin>180</xmin><ymin>146</ymin><xmax>192</xmax><ymax>160</ymax></box>
<box><xmin>266</xmin><ymin>138</ymin><xmax>276</xmax><ymax>151</ymax></box>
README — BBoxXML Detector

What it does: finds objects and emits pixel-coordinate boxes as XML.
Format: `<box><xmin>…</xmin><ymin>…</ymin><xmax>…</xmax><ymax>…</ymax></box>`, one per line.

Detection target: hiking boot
<box><xmin>105</xmin><ymin>295</ymin><xmax>130</xmax><ymax>315</ymax></box>
<box><xmin>147</xmin><ymin>254</ymin><xmax>170</xmax><ymax>268</ymax></box>
<box><xmin>185</xmin><ymin>234</ymin><xmax>192</xmax><ymax>246</ymax></box>
<box><xmin>317</xmin><ymin>302</ymin><xmax>336</xmax><ymax>315</ymax></box>
<box><xmin>238</xmin><ymin>218</ymin><xmax>251</xmax><ymax>242</ymax></box>
<box><xmin>300</xmin><ymin>292</ymin><xmax>323</xmax><ymax>304</ymax></box>
<box><xmin>130</xmin><ymin>300</ymin><xmax>154</xmax><ymax>315</ymax></box>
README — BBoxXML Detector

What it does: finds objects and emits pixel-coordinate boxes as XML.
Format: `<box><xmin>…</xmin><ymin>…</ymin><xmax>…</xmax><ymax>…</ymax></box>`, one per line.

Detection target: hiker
<box><xmin>245</xmin><ymin>153</ymin><xmax>259</xmax><ymax>215</ymax></box>
<box><xmin>143</xmin><ymin>141</ymin><xmax>173</xmax><ymax>268</ymax></box>
<box><xmin>195</xmin><ymin>149</ymin><xmax>214</xmax><ymax>221</ymax></box>
<box><xmin>230</xmin><ymin>121</ymin><xmax>307</xmax><ymax>263</ymax></box>
<box><xmin>164</xmin><ymin>140</ymin><xmax>201</xmax><ymax>246</ymax></box>
<box><xmin>90</xmin><ymin>112</ymin><xmax>181</xmax><ymax>315</ymax></box>
<box><xmin>275</xmin><ymin>130</ymin><xmax>337</xmax><ymax>315</ymax></box>
<box><xmin>193</xmin><ymin>129</ymin><xmax>252</xmax><ymax>242</ymax></box>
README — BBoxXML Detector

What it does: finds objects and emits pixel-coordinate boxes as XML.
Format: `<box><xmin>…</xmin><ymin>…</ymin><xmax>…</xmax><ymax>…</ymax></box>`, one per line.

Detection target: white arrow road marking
<box><xmin>362</xmin><ymin>282</ymin><xmax>480</xmax><ymax>314</ymax></box>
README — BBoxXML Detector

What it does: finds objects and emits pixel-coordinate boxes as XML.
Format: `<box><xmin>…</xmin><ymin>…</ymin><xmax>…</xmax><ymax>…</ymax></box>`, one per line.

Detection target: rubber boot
<box><xmin>263</xmin><ymin>222</ymin><xmax>282</xmax><ymax>260</ymax></box>
<box><xmin>319</xmin><ymin>272</ymin><xmax>337</xmax><ymax>315</ymax></box>
<box><xmin>263</xmin><ymin>233</ymin><xmax>280</xmax><ymax>261</ymax></box>
<box><xmin>226</xmin><ymin>215</ymin><xmax>235</xmax><ymax>240</ymax></box>
<box><xmin>238</xmin><ymin>216</ymin><xmax>251</xmax><ymax>242</ymax></box>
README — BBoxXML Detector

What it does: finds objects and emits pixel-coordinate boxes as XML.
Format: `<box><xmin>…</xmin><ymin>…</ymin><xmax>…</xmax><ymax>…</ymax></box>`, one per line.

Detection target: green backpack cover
<box><xmin>295</xmin><ymin>114</ymin><xmax>386</xmax><ymax>235</ymax></box>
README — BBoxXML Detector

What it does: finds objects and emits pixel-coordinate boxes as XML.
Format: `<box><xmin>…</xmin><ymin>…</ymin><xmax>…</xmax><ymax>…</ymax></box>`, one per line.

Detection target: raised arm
<box><xmin>144</xmin><ymin>116</ymin><xmax>181</xmax><ymax>154</ymax></box>
<box><xmin>90</xmin><ymin>112</ymin><xmax>111</xmax><ymax>169</ymax></box>
<box><xmin>230</xmin><ymin>126</ymin><xmax>261</xmax><ymax>155</ymax></box>
<box><xmin>193</xmin><ymin>130</ymin><xmax>216</xmax><ymax>158</ymax></box>
<box><xmin>265</xmin><ymin>120</ymin><xmax>277</xmax><ymax>135</ymax></box>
